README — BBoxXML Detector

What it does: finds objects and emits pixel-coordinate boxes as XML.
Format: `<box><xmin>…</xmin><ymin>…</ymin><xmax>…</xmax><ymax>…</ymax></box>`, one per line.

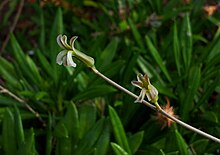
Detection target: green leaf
<box><xmin>111</xmin><ymin>142</ymin><xmax>129</xmax><ymax>155</ymax></box>
<box><xmin>49</xmin><ymin>8</ymin><xmax>63</xmax><ymax>62</ymax></box>
<box><xmin>54</xmin><ymin>104</ymin><xmax>75</xmax><ymax>154</ymax></box>
<box><xmin>148</xmin><ymin>0</ymin><xmax>162</xmax><ymax>13</ymax></box>
<box><xmin>97</xmin><ymin>37</ymin><xmax>119</xmax><ymax>70</ymax></box>
<box><xmin>128</xmin><ymin>131</ymin><xmax>144</xmax><ymax>154</ymax></box>
<box><xmin>122</xmin><ymin>53</ymin><xmax>138</xmax><ymax>85</ymax></box>
<box><xmin>102</xmin><ymin>60</ymin><xmax>125</xmax><ymax>78</ymax></box>
<box><xmin>73</xmin><ymin>85</ymin><xmax>117</xmax><ymax>101</ymax></box>
<box><xmin>109</xmin><ymin>106</ymin><xmax>132</xmax><ymax>155</ymax></box>
<box><xmin>180</xmin><ymin>13</ymin><xmax>192</xmax><ymax>71</ymax></box>
<box><xmin>0</xmin><ymin>94</ymin><xmax>22</xmax><ymax>106</ymax></box>
<box><xmin>165</xmin><ymin>151</ymin><xmax>179</xmax><ymax>155</ymax></box>
<box><xmin>0</xmin><ymin>57</ymin><xmax>19</xmax><ymax>88</ymax></box>
<box><xmin>165</xmin><ymin>129</ymin><xmax>188</xmax><ymax>155</ymax></box>
<box><xmin>136</xmin><ymin>146</ymin><xmax>165</xmax><ymax>155</ymax></box>
<box><xmin>36</xmin><ymin>49</ymin><xmax>53</xmax><ymax>78</ymax></box>
<box><xmin>190</xmin><ymin>139</ymin><xmax>209</xmax><ymax>155</ymax></box>
<box><xmin>145</xmin><ymin>35</ymin><xmax>171</xmax><ymax>82</ymax></box>
<box><xmin>2</xmin><ymin>108</ymin><xmax>16</xmax><ymax>155</ymax></box>
<box><xmin>128</xmin><ymin>18</ymin><xmax>145</xmax><ymax>50</ymax></box>
<box><xmin>75</xmin><ymin>118</ymin><xmax>105</xmax><ymax>155</ymax></box>
<box><xmin>207</xmin><ymin>35</ymin><xmax>220</xmax><ymax>62</ymax></box>
<box><xmin>181</xmin><ymin>65</ymin><xmax>201</xmax><ymax>121</ymax></box>
<box><xmin>62</xmin><ymin>102</ymin><xmax>79</xmax><ymax>143</ymax></box>
<box><xmin>173</xmin><ymin>21</ymin><xmax>181</xmax><ymax>75</ymax></box>
<box><xmin>26</xmin><ymin>55</ymin><xmax>42</xmax><ymax>84</ymax></box>
<box><xmin>46</xmin><ymin>114</ymin><xmax>53</xmax><ymax>155</ymax></box>
<box><xmin>154</xmin><ymin>83</ymin><xmax>177</xmax><ymax>99</ymax></box>
<box><xmin>10</xmin><ymin>34</ymin><xmax>35</xmax><ymax>83</ymax></box>
<box><xmin>196</xmin><ymin>75</ymin><xmax>219</xmax><ymax>108</ymax></box>
<box><xmin>14</xmin><ymin>106</ymin><xmax>25</xmax><ymax>148</ymax></box>
<box><xmin>54</xmin><ymin>122</ymin><xmax>69</xmax><ymax>138</ymax></box>
<box><xmin>94</xmin><ymin>119</ymin><xmax>110</xmax><ymax>155</ymax></box>
<box><xmin>55</xmin><ymin>138</ymin><xmax>72</xmax><ymax>155</ymax></box>
<box><xmin>18</xmin><ymin>128</ymin><xmax>37</xmax><ymax>155</ymax></box>
<box><xmin>78</xmin><ymin>104</ymin><xmax>96</xmax><ymax>139</ymax></box>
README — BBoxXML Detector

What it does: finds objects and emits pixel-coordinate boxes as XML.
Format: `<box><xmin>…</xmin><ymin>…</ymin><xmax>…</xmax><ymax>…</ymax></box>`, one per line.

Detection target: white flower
<box><xmin>56</xmin><ymin>50</ymin><xmax>76</xmax><ymax>67</ymax></box>
<box><xmin>131</xmin><ymin>73</ymin><xmax>158</xmax><ymax>103</ymax></box>
<box><xmin>56</xmin><ymin>35</ymin><xmax>95</xmax><ymax>68</ymax></box>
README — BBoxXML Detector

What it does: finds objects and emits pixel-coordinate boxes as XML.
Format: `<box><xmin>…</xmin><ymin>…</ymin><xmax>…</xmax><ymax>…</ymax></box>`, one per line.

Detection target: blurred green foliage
<box><xmin>0</xmin><ymin>0</ymin><xmax>220</xmax><ymax>154</ymax></box>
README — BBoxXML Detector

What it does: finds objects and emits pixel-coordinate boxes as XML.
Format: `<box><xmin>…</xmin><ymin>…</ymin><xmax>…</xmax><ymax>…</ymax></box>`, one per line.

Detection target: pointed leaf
<box><xmin>78</xmin><ymin>104</ymin><xmax>96</xmax><ymax>138</ymax></box>
<box><xmin>14</xmin><ymin>106</ymin><xmax>25</xmax><ymax>148</ymax></box>
<box><xmin>173</xmin><ymin>21</ymin><xmax>181</xmax><ymax>75</ymax></box>
<box><xmin>111</xmin><ymin>143</ymin><xmax>129</xmax><ymax>155</ymax></box>
<box><xmin>18</xmin><ymin>128</ymin><xmax>37</xmax><ymax>155</ymax></box>
<box><xmin>180</xmin><ymin>13</ymin><xmax>192</xmax><ymax>71</ymax></box>
<box><xmin>109</xmin><ymin>106</ymin><xmax>132</xmax><ymax>154</ymax></box>
<box><xmin>128</xmin><ymin>18</ymin><xmax>145</xmax><ymax>50</ymax></box>
<box><xmin>2</xmin><ymin>108</ymin><xmax>16</xmax><ymax>155</ymax></box>
<box><xmin>145</xmin><ymin>35</ymin><xmax>171</xmax><ymax>82</ymax></box>
<box><xmin>181</xmin><ymin>65</ymin><xmax>201</xmax><ymax>121</ymax></box>
<box><xmin>190</xmin><ymin>139</ymin><xmax>209</xmax><ymax>155</ymax></box>
<box><xmin>97</xmin><ymin>37</ymin><xmax>119</xmax><ymax>69</ymax></box>
<box><xmin>73</xmin><ymin>85</ymin><xmax>117</xmax><ymax>101</ymax></box>
<box><xmin>75</xmin><ymin>118</ymin><xmax>105</xmax><ymax>155</ymax></box>
<box><xmin>128</xmin><ymin>131</ymin><xmax>144</xmax><ymax>154</ymax></box>
<box><xmin>94</xmin><ymin>119</ymin><xmax>110</xmax><ymax>155</ymax></box>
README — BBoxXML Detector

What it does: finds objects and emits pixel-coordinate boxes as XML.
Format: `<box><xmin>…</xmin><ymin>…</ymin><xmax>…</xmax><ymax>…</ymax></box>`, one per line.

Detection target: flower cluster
<box><xmin>56</xmin><ymin>35</ymin><xmax>95</xmax><ymax>68</ymax></box>
<box><xmin>132</xmin><ymin>73</ymin><xmax>159</xmax><ymax>105</ymax></box>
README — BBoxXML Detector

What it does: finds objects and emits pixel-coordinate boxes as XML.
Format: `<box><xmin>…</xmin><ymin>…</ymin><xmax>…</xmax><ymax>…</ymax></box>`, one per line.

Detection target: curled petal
<box><xmin>61</xmin><ymin>35</ymin><xmax>71</xmax><ymax>49</ymax></box>
<box><xmin>67</xmin><ymin>51</ymin><xmax>76</xmax><ymax>67</ymax></box>
<box><xmin>56</xmin><ymin>50</ymin><xmax>67</xmax><ymax>65</ymax></box>
<box><xmin>57</xmin><ymin>35</ymin><xmax>66</xmax><ymax>49</ymax></box>
<box><xmin>70</xmin><ymin>36</ymin><xmax>78</xmax><ymax>49</ymax></box>
<box><xmin>131</xmin><ymin>81</ymin><xmax>143</xmax><ymax>89</ymax></box>
<box><xmin>57</xmin><ymin>35</ymin><xmax>71</xmax><ymax>49</ymax></box>
<box><xmin>137</xmin><ymin>73</ymin><xmax>144</xmax><ymax>82</ymax></box>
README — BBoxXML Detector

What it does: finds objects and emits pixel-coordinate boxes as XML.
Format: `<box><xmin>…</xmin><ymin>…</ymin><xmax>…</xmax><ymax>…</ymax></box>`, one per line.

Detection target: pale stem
<box><xmin>91</xmin><ymin>68</ymin><xmax>220</xmax><ymax>144</ymax></box>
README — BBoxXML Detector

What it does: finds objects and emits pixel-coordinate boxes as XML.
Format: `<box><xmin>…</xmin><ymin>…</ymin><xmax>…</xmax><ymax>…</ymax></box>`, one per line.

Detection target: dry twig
<box><xmin>0</xmin><ymin>0</ymin><xmax>24</xmax><ymax>54</ymax></box>
<box><xmin>0</xmin><ymin>85</ymin><xmax>46</xmax><ymax>127</ymax></box>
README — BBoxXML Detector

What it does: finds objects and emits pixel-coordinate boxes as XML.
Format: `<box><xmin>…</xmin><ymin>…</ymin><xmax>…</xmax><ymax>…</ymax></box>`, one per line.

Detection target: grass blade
<box><xmin>111</xmin><ymin>142</ymin><xmax>129</xmax><ymax>155</ymax></box>
<box><xmin>173</xmin><ymin>21</ymin><xmax>181</xmax><ymax>75</ymax></box>
<box><xmin>2</xmin><ymin>108</ymin><xmax>16</xmax><ymax>155</ymax></box>
<box><xmin>128</xmin><ymin>18</ymin><xmax>145</xmax><ymax>50</ymax></box>
<box><xmin>14</xmin><ymin>106</ymin><xmax>25</xmax><ymax>148</ymax></box>
<box><xmin>145</xmin><ymin>35</ymin><xmax>171</xmax><ymax>82</ymax></box>
<box><xmin>180</xmin><ymin>13</ymin><xmax>192</xmax><ymax>71</ymax></box>
<box><xmin>94</xmin><ymin>119</ymin><xmax>110</xmax><ymax>155</ymax></box>
<box><xmin>180</xmin><ymin>65</ymin><xmax>201</xmax><ymax>121</ymax></box>
<box><xmin>109</xmin><ymin>106</ymin><xmax>132</xmax><ymax>155</ymax></box>
<box><xmin>128</xmin><ymin>131</ymin><xmax>144</xmax><ymax>154</ymax></box>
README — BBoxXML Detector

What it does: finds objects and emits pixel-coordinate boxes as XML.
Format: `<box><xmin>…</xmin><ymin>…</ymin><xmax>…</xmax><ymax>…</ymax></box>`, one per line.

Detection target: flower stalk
<box><xmin>56</xmin><ymin>34</ymin><xmax>220</xmax><ymax>144</ymax></box>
